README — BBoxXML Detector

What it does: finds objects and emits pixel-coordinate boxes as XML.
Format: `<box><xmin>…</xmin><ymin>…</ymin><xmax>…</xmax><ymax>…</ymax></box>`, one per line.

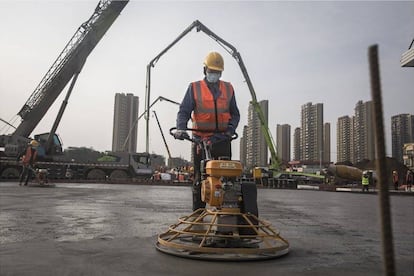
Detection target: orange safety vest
<box><xmin>22</xmin><ymin>146</ymin><xmax>37</xmax><ymax>166</ymax></box>
<box><xmin>191</xmin><ymin>80</ymin><xmax>233</xmax><ymax>137</ymax></box>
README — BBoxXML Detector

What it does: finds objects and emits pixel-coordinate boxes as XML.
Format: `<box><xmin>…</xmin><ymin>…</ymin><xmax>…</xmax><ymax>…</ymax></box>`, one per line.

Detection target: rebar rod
<box><xmin>368</xmin><ymin>44</ymin><xmax>395</xmax><ymax>276</ymax></box>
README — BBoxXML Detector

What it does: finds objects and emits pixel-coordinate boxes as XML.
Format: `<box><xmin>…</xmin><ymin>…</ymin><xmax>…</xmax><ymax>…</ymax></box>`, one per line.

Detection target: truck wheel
<box><xmin>87</xmin><ymin>169</ymin><xmax>106</xmax><ymax>180</ymax></box>
<box><xmin>1</xmin><ymin>168</ymin><xmax>20</xmax><ymax>179</ymax></box>
<box><xmin>109</xmin><ymin>170</ymin><xmax>128</xmax><ymax>180</ymax></box>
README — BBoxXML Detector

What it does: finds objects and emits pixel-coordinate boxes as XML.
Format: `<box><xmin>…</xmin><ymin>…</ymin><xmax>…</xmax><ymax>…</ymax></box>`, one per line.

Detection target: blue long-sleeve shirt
<box><xmin>176</xmin><ymin>78</ymin><xmax>240</xmax><ymax>134</ymax></box>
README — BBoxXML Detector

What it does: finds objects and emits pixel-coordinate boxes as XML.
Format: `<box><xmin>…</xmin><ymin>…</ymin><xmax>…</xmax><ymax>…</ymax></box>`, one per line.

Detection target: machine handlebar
<box><xmin>169</xmin><ymin>127</ymin><xmax>238</xmax><ymax>144</ymax></box>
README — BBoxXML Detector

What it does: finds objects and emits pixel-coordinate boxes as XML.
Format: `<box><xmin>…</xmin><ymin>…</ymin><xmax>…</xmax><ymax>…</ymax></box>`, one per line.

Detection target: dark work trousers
<box><xmin>192</xmin><ymin>139</ymin><xmax>232</xmax><ymax>211</ymax></box>
<box><xmin>19</xmin><ymin>166</ymin><xmax>33</xmax><ymax>186</ymax></box>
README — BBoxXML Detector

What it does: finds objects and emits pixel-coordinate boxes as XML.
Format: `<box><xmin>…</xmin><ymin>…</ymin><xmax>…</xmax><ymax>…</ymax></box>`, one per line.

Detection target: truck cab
<box><xmin>107</xmin><ymin>151</ymin><xmax>153</xmax><ymax>178</ymax></box>
<box><xmin>130</xmin><ymin>152</ymin><xmax>153</xmax><ymax>177</ymax></box>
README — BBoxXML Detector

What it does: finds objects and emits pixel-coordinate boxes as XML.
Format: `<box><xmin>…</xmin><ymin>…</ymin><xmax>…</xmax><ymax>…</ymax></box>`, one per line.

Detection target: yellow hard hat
<box><xmin>30</xmin><ymin>140</ymin><xmax>39</xmax><ymax>147</ymax></box>
<box><xmin>204</xmin><ymin>52</ymin><xmax>224</xmax><ymax>71</ymax></box>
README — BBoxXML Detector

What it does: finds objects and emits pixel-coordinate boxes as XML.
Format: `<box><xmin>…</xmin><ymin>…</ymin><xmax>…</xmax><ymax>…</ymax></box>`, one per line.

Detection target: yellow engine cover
<box><xmin>205</xmin><ymin>160</ymin><xmax>243</xmax><ymax>177</ymax></box>
<box><xmin>201</xmin><ymin>177</ymin><xmax>223</xmax><ymax>207</ymax></box>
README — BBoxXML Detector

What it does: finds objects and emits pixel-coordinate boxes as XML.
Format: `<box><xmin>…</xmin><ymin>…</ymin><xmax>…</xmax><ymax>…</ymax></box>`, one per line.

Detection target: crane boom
<box><xmin>12</xmin><ymin>0</ymin><xmax>128</xmax><ymax>138</ymax></box>
<box><xmin>145</xmin><ymin>20</ymin><xmax>280</xmax><ymax>169</ymax></box>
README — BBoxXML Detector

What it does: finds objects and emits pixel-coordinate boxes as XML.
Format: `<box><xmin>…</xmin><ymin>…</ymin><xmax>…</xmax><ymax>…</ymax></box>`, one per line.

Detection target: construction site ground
<box><xmin>0</xmin><ymin>182</ymin><xmax>413</xmax><ymax>276</ymax></box>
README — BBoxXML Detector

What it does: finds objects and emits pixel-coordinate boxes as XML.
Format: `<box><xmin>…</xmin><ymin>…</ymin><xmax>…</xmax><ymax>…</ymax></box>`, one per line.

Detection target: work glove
<box><xmin>174</xmin><ymin>129</ymin><xmax>189</xmax><ymax>140</ymax></box>
<box><xmin>225</xmin><ymin>126</ymin><xmax>235</xmax><ymax>139</ymax></box>
<box><xmin>224</xmin><ymin>131</ymin><xmax>233</xmax><ymax>139</ymax></box>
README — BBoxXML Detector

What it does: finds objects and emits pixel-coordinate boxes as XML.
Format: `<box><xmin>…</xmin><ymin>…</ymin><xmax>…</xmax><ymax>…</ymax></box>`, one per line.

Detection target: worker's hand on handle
<box><xmin>170</xmin><ymin>127</ymin><xmax>237</xmax><ymax>143</ymax></box>
<box><xmin>224</xmin><ymin>127</ymin><xmax>235</xmax><ymax>139</ymax></box>
<box><xmin>173</xmin><ymin>129</ymin><xmax>190</xmax><ymax>140</ymax></box>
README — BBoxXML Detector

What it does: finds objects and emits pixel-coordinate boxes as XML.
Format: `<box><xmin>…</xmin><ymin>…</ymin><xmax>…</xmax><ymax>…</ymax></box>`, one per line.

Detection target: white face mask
<box><xmin>206</xmin><ymin>72</ymin><xmax>221</xmax><ymax>83</ymax></box>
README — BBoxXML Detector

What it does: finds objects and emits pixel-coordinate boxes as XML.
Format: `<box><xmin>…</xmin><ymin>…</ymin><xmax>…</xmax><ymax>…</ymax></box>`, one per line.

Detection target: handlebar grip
<box><xmin>170</xmin><ymin>127</ymin><xmax>238</xmax><ymax>143</ymax></box>
<box><xmin>169</xmin><ymin>127</ymin><xmax>177</xmax><ymax>136</ymax></box>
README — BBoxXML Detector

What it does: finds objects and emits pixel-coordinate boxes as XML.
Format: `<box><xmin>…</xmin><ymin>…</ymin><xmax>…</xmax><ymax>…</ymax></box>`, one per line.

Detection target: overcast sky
<box><xmin>0</xmin><ymin>0</ymin><xmax>413</xmax><ymax>163</ymax></box>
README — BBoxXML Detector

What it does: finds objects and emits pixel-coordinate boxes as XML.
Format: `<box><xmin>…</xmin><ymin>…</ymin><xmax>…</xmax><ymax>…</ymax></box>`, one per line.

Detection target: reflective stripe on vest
<box><xmin>192</xmin><ymin>80</ymin><xmax>233</xmax><ymax>136</ymax></box>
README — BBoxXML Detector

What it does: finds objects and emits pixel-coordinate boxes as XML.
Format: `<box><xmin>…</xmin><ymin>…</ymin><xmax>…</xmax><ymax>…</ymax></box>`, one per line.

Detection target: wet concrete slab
<box><xmin>0</xmin><ymin>182</ymin><xmax>413</xmax><ymax>275</ymax></box>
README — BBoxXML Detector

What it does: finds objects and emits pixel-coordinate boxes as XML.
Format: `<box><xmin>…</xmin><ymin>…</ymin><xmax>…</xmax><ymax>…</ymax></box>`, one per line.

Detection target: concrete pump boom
<box><xmin>153</xmin><ymin>110</ymin><xmax>172</xmax><ymax>160</ymax></box>
<box><xmin>145</xmin><ymin>20</ymin><xmax>280</xmax><ymax>169</ymax></box>
<box><xmin>0</xmin><ymin>0</ymin><xmax>128</xmax><ymax>155</ymax></box>
<box><xmin>121</xmin><ymin>96</ymin><xmax>180</xmax><ymax>152</ymax></box>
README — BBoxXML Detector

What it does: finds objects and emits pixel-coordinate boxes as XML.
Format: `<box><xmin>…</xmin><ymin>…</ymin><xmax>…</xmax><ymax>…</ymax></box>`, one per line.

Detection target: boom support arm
<box><xmin>145</xmin><ymin>20</ymin><xmax>279</xmax><ymax>169</ymax></box>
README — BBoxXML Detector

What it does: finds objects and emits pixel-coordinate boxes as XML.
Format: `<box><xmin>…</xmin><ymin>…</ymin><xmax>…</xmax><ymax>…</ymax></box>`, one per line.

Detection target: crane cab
<box><xmin>34</xmin><ymin>133</ymin><xmax>63</xmax><ymax>159</ymax></box>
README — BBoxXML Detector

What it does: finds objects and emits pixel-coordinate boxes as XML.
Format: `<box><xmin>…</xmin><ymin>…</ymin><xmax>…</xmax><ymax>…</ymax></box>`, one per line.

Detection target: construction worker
<box><xmin>392</xmin><ymin>170</ymin><xmax>399</xmax><ymax>190</ymax></box>
<box><xmin>406</xmin><ymin>170</ymin><xmax>413</xmax><ymax>192</ymax></box>
<box><xmin>19</xmin><ymin>140</ymin><xmax>39</xmax><ymax>186</ymax></box>
<box><xmin>361</xmin><ymin>172</ymin><xmax>369</xmax><ymax>192</ymax></box>
<box><xmin>174</xmin><ymin>51</ymin><xmax>240</xmax><ymax>211</ymax></box>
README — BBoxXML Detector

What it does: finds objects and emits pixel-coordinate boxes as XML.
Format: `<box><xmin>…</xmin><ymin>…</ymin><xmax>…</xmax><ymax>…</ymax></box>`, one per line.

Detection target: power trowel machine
<box><xmin>155</xmin><ymin>128</ymin><xmax>289</xmax><ymax>261</ymax></box>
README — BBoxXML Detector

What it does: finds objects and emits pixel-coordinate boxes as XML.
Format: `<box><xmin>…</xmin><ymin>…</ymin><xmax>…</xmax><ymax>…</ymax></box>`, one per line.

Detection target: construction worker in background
<box><xmin>362</xmin><ymin>172</ymin><xmax>369</xmax><ymax>192</ymax></box>
<box><xmin>174</xmin><ymin>51</ymin><xmax>240</xmax><ymax>211</ymax></box>
<box><xmin>406</xmin><ymin>170</ymin><xmax>413</xmax><ymax>192</ymax></box>
<box><xmin>392</xmin><ymin>170</ymin><xmax>399</xmax><ymax>190</ymax></box>
<box><xmin>19</xmin><ymin>140</ymin><xmax>39</xmax><ymax>186</ymax></box>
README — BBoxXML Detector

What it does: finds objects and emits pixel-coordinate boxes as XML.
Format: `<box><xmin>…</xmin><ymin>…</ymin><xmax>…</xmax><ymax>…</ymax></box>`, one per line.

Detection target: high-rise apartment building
<box><xmin>323</xmin><ymin>122</ymin><xmax>331</xmax><ymax>163</ymax></box>
<box><xmin>337</xmin><ymin>116</ymin><xmax>352</xmax><ymax>163</ymax></box>
<box><xmin>391</xmin><ymin>114</ymin><xmax>414</xmax><ymax>162</ymax></box>
<box><xmin>337</xmin><ymin>100</ymin><xmax>375</xmax><ymax>164</ymax></box>
<box><xmin>293</xmin><ymin>127</ymin><xmax>301</xmax><ymax>161</ymax></box>
<box><xmin>353</xmin><ymin>100</ymin><xmax>374</xmax><ymax>163</ymax></box>
<box><xmin>112</xmin><ymin>93</ymin><xmax>139</xmax><ymax>153</ymax></box>
<box><xmin>239</xmin><ymin>125</ymin><xmax>248</xmax><ymax>169</ymax></box>
<box><xmin>300</xmin><ymin>102</ymin><xmax>323</xmax><ymax>162</ymax></box>
<box><xmin>245</xmin><ymin>100</ymin><xmax>269</xmax><ymax>168</ymax></box>
<box><xmin>349</xmin><ymin>116</ymin><xmax>355</xmax><ymax>164</ymax></box>
<box><xmin>276</xmin><ymin>124</ymin><xmax>291</xmax><ymax>164</ymax></box>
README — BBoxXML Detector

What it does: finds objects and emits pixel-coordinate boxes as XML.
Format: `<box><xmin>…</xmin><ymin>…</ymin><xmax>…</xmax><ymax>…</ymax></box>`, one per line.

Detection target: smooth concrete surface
<box><xmin>0</xmin><ymin>182</ymin><xmax>413</xmax><ymax>276</ymax></box>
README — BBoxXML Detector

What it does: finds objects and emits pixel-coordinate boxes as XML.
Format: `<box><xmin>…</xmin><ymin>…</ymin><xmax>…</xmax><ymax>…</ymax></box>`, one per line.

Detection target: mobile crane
<box><xmin>0</xmin><ymin>0</ymin><xmax>152</xmax><ymax>180</ymax></box>
<box><xmin>144</xmin><ymin>20</ymin><xmax>280</xmax><ymax>170</ymax></box>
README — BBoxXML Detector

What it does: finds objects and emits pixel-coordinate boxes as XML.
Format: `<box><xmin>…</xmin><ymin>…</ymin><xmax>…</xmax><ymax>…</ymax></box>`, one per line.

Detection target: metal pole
<box><xmin>145</xmin><ymin>64</ymin><xmax>151</xmax><ymax>153</ymax></box>
<box><xmin>368</xmin><ymin>44</ymin><xmax>395</xmax><ymax>276</ymax></box>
